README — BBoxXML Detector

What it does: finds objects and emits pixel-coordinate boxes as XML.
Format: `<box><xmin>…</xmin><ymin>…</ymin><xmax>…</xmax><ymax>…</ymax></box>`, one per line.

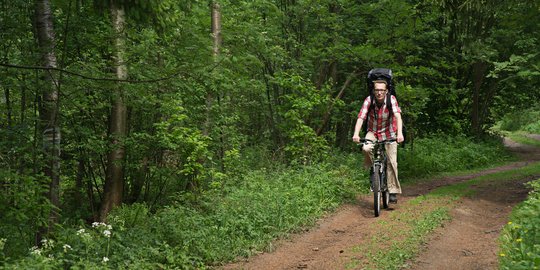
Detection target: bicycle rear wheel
<box><xmin>372</xmin><ymin>165</ymin><xmax>381</xmax><ymax>217</ymax></box>
<box><xmin>382</xmin><ymin>190</ymin><xmax>389</xmax><ymax>209</ymax></box>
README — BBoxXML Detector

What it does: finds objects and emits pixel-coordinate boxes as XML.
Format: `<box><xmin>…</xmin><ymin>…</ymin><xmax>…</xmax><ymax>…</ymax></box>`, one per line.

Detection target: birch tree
<box><xmin>34</xmin><ymin>0</ymin><xmax>61</xmax><ymax>241</ymax></box>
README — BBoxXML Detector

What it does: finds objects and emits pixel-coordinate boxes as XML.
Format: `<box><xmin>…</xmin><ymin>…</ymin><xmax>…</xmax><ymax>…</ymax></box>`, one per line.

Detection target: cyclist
<box><xmin>352</xmin><ymin>80</ymin><xmax>404</xmax><ymax>203</ymax></box>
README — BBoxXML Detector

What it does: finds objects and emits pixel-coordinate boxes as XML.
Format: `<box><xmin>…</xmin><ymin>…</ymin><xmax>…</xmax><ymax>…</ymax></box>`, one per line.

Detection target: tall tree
<box><xmin>100</xmin><ymin>0</ymin><xmax>128</xmax><ymax>221</ymax></box>
<box><xmin>203</xmin><ymin>1</ymin><xmax>221</xmax><ymax>138</ymax></box>
<box><xmin>34</xmin><ymin>0</ymin><xmax>61</xmax><ymax>241</ymax></box>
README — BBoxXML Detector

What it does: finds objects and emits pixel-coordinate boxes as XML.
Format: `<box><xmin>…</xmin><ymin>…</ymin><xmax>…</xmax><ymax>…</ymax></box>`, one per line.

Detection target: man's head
<box><xmin>373</xmin><ymin>80</ymin><xmax>388</xmax><ymax>104</ymax></box>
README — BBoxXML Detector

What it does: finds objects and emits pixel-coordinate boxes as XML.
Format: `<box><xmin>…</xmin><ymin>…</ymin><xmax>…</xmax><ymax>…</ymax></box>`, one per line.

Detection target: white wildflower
<box><xmin>63</xmin><ymin>244</ymin><xmax>72</xmax><ymax>252</ymax></box>
<box><xmin>92</xmin><ymin>222</ymin><xmax>107</xmax><ymax>228</ymax></box>
<box><xmin>40</xmin><ymin>239</ymin><xmax>54</xmax><ymax>249</ymax></box>
<box><xmin>103</xmin><ymin>230</ymin><xmax>111</xmax><ymax>238</ymax></box>
<box><xmin>102</xmin><ymin>257</ymin><xmax>109</xmax><ymax>263</ymax></box>
<box><xmin>30</xmin><ymin>246</ymin><xmax>42</xmax><ymax>256</ymax></box>
<box><xmin>107</xmin><ymin>224</ymin><xmax>112</xmax><ymax>230</ymax></box>
<box><xmin>76</xmin><ymin>228</ymin><xmax>86</xmax><ymax>235</ymax></box>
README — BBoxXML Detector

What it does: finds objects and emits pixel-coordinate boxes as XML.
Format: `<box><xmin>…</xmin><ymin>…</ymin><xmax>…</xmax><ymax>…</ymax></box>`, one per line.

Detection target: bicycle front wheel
<box><xmin>372</xmin><ymin>165</ymin><xmax>381</xmax><ymax>217</ymax></box>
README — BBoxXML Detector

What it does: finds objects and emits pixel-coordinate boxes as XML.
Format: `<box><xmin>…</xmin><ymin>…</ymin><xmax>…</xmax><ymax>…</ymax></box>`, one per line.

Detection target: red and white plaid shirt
<box><xmin>357</xmin><ymin>95</ymin><xmax>401</xmax><ymax>141</ymax></box>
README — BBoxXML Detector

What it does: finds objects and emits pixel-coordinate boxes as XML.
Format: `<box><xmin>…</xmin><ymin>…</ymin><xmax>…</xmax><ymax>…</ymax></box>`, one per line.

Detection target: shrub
<box><xmin>398</xmin><ymin>135</ymin><xmax>510</xmax><ymax>180</ymax></box>
<box><xmin>499</xmin><ymin>107</ymin><xmax>540</xmax><ymax>132</ymax></box>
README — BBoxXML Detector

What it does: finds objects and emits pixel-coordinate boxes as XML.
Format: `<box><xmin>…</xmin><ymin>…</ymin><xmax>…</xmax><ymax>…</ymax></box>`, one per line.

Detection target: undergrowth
<box><xmin>499</xmin><ymin>107</ymin><xmax>540</xmax><ymax>133</ymax></box>
<box><xmin>0</xmin><ymin>135</ymin><xmax>517</xmax><ymax>269</ymax></box>
<box><xmin>499</xmin><ymin>177</ymin><xmax>540</xmax><ymax>270</ymax></box>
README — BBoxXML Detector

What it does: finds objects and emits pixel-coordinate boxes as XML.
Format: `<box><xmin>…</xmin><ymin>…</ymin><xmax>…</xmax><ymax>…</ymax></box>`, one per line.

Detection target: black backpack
<box><xmin>365</xmin><ymin>68</ymin><xmax>407</xmax><ymax>144</ymax></box>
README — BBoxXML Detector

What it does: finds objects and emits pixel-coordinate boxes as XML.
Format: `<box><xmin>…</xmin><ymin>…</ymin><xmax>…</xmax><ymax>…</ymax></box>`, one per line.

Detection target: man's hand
<box><xmin>397</xmin><ymin>133</ymin><xmax>404</xmax><ymax>143</ymax></box>
<box><xmin>352</xmin><ymin>134</ymin><xmax>361</xmax><ymax>143</ymax></box>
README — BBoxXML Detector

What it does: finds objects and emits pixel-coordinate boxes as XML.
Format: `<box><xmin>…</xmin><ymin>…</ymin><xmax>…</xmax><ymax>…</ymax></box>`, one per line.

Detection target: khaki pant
<box><xmin>362</xmin><ymin>132</ymin><xmax>402</xmax><ymax>194</ymax></box>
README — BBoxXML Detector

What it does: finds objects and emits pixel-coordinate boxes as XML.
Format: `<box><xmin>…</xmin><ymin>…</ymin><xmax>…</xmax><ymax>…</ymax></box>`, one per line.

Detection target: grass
<box><xmin>499</xmin><ymin>177</ymin><xmax>540</xmax><ymax>270</ymax></box>
<box><xmin>347</xmin><ymin>198</ymin><xmax>453</xmax><ymax>270</ymax></box>
<box><xmin>506</xmin><ymin>132</ymin><xmax>540</xmax><ymax>148</ymax></box>
<box><xmin>494</xmin><ymin>106</ymin><xmax>540</xmax><ymax>148</ymax></box>
<box><xmin>346</xmin><ymin>162</ymin><xmax>540</xmax><ymax>270</ymax></box>
<box><xmin>397</xmin><ymin>135</ymin><xmax>512</xmax><ymax>181</ymax></box>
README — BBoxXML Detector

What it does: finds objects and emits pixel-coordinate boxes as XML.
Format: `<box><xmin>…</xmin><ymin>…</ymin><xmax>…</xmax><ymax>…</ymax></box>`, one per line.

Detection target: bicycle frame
<box><xmin>360</xmin><ymin>138</ymin><xmax>396</xmax><ymax>217</ymax></box>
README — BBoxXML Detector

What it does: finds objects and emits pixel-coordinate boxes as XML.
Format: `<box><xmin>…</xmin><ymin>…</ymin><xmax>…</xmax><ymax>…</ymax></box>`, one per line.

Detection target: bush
<box><xmin>499</xmin><ymin>107</ymin><xmax>540</xmax><ymax>132</ymax></box>
<box><xmin>523</xmin><ymin>121</ymin><xmax>540</xmax><ymax>134</ymax></box>
<box><xmin>499</xmin><ymin>178</ymin><xmax>540</xmax><ymax>270</ymax></box>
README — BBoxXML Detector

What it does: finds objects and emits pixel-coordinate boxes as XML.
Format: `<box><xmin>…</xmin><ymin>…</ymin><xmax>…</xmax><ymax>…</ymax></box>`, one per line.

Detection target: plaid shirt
<box><xmin>357</xmin><ymin>95</ymin><xmax>401</xmax><ymax>141</ymax></box>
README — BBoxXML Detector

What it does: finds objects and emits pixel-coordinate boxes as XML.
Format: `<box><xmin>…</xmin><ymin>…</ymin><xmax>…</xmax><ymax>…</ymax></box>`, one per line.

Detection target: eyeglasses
<box><xmin>374</xmin><ymin>89</ymin><xmax>387</xmax><ymax>93</ymax></box>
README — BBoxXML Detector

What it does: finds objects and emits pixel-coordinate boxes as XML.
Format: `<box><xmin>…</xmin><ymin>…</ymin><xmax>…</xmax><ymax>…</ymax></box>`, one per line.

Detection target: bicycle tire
<box><xmin>382</xmin><ymin>190</ymin><xmax>389</xmax><ymax>209</ymax></box>
<box><xmin>372</xmin><ymin>165</ymin><xmax>381</xmax><ymax>217</ymax></box>
<box><xmin>382</xmin><ymin>163</ymin><xmax>389</xmax><ymax>209</ymax></box>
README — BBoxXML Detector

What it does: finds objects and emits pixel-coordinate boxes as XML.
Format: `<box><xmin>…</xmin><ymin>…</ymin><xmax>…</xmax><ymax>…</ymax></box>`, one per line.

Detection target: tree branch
<box><xmin>0</xmin><ymin>60</ymin><xmax>223</xmax><ymax>84</ymax></box>
<box><xmin>316</xmin><ymin>69</ymin><xmax>361</xmax><ymax>136</ymax></box>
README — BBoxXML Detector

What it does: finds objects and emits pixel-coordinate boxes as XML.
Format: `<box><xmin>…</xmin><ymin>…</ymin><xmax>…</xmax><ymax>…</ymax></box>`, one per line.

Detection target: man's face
<box><xmin>373</xmin><ymin>82</ymin><xmax>388</xmax><ymax>103</ymax></box>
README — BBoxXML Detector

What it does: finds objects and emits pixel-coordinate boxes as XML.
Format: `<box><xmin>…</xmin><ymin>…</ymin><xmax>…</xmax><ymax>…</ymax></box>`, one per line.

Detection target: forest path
<box><xmin>221</xmin><ymin>136</ymin><xmax>540</xmax><ymax>270</ymax></box>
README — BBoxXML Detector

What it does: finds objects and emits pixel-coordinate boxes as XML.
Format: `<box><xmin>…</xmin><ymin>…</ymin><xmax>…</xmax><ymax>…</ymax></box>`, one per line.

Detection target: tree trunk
<box><xmin>128</xmin><ymin>156</ymin><xmax>148</xmax><ymax>203</ymax></box>
<box><xmin>100</xmin><ymin>1</ymin><xmax>127</xmax><ymax>221</ymax></box>
<box><xmin>471</xmin><ymin>61</ymin><xmax>487</xmax><ymax>136</ymax></box>
<box><xmin>334</xmin><ymin>111</ymin><xmax>351</xmax><ymax>149</ymax></box>
<box><xmin>34</xmin><ymin>0</ymin><xmax>61</xmax><ymax>243</ymax></box>
<box><xmin>20</xmin><ymin>74</ymin><xmax>27</xmax><ymax>124</ymax></box>
<box><xmin>203</xmin><ymin>1</ymin><xmax>222</xmax><ymax>137</ymax></box>
<box><xmin>74</xmin><ymin>158</ymin><xmax>84</xmax><ymax>209</ymax></box>
<box><xmin>4</xmin><ymin>87</ymin><xmax>12</xmax><ymax>127</ymax></box>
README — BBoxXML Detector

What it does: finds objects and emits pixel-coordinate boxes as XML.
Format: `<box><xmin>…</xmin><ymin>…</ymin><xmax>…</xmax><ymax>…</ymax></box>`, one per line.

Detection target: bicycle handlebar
<box><xmin>359</xmin><ymin>138</ymin><xmax>397</xmax><ymax>144</ymax></box>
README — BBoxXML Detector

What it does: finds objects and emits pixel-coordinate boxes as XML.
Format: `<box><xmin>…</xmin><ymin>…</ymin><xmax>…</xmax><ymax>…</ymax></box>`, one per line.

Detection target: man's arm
<box><xmin>395</xmin><ymin>112</ymin><xmax>404</xmax><ymax>143</ymax></box>
<box><xmin>352</xmin><ymin>118</ymin><xmax>364</xmax><ymax>143</ymax></box>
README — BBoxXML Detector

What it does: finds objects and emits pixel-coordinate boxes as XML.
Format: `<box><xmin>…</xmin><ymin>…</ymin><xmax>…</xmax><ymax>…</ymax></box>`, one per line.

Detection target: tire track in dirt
<box><xmin>220</xmin><ymin>137</ymin><xmax>540</xmax><ymax>270</ymax></box>
<box><xmin>406</xmin><ymin>177</ymin><xmax>533</xmax><ymax>270</ymax></box>
<box><xmin>406</xmin><ymin>137</ymin><xmax>540</xmax><ymax>270</ymax></box>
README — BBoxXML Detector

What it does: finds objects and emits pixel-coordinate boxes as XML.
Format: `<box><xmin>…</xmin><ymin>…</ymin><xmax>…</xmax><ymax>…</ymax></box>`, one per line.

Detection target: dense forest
<box><xmin>1</xmin><ymin>0</ymin><xmax>539</xmax><ymax>268</ymax></box>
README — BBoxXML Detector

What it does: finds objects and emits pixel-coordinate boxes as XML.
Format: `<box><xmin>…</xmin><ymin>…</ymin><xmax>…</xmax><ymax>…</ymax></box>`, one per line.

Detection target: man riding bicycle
<box><xmin>352</xmin><ymin>79</ymin><xmax>404</xmax><ymax>203</ymax></box>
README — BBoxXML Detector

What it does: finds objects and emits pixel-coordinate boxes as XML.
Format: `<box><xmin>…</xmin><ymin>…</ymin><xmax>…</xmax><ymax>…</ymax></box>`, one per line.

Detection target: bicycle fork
<box><xmin>370</xmin><ymin>162</ymin><xmax>383</xmax><ymax>192</ymax></box>
<box><xmin>370</xmin><ymin>159</ymin><xmax>388</xmax><ymax>193</ymax></box>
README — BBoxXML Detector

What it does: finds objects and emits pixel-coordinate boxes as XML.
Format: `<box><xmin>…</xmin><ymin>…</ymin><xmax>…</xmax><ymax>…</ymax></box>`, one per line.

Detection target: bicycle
<box><xmin>359</xmin><ymin>138</ymin><xmax>396</xmax><ymax>217</ymax></box>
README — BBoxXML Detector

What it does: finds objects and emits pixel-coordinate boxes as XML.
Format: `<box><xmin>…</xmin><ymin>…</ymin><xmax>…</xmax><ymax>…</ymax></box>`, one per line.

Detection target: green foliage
<box><xmin>399</xmin><ymin>135</ymin><xmax>511</xmax><ymax>180</ymax></box>
<box><xmin>1</xmin><ymin>0</ymin><xmax>539</xmax><ymax>268</ymax></box>
<box><xmin>2</xmin><ymin>165</ymin><xmax>358</xmax><ymax>268</ymax></box>
<box><xmin>499</xmin><ymin>178</ymin><xmax>540</xmax><ymax>270</ymax></box>
<box><xmin>499</xmin><ymin>107</ymin><xmax>540</xmax><ymax>132</ymax></box>
<box><xmin>274</xmin><ymin>72</ymin><xmax>331</xmax><ymax>164</ymax></box>
<box><xmin>0</xmin><ymin>170</ymin><xmax>51</xmax><ymax>259</ymax></box>
<box><xmin>1</xmin><ymin>131</ymin><xmax>519</xmax><ymax>268</ymax></box>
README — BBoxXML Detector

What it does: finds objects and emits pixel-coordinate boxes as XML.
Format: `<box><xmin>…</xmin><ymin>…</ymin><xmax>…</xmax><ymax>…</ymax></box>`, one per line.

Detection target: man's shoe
<box><xmin>389</xmin><ymin>193</ymin><xmax>397</xmax><ymax>204</ymax></box>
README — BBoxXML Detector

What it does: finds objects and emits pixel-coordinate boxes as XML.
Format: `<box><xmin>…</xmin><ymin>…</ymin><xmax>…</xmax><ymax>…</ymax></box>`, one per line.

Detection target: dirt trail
<box><xmin>221</xmin><ymin>137</ymin><xmax>540</xmax><ymax>270</ymax></box>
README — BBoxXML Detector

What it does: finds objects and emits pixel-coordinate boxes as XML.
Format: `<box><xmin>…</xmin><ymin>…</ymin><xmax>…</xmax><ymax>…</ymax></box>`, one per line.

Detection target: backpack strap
<box><xmin>387</xmin><ymin>94</ymin><xmax>394</xmax><ymax>116</ymax></box>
